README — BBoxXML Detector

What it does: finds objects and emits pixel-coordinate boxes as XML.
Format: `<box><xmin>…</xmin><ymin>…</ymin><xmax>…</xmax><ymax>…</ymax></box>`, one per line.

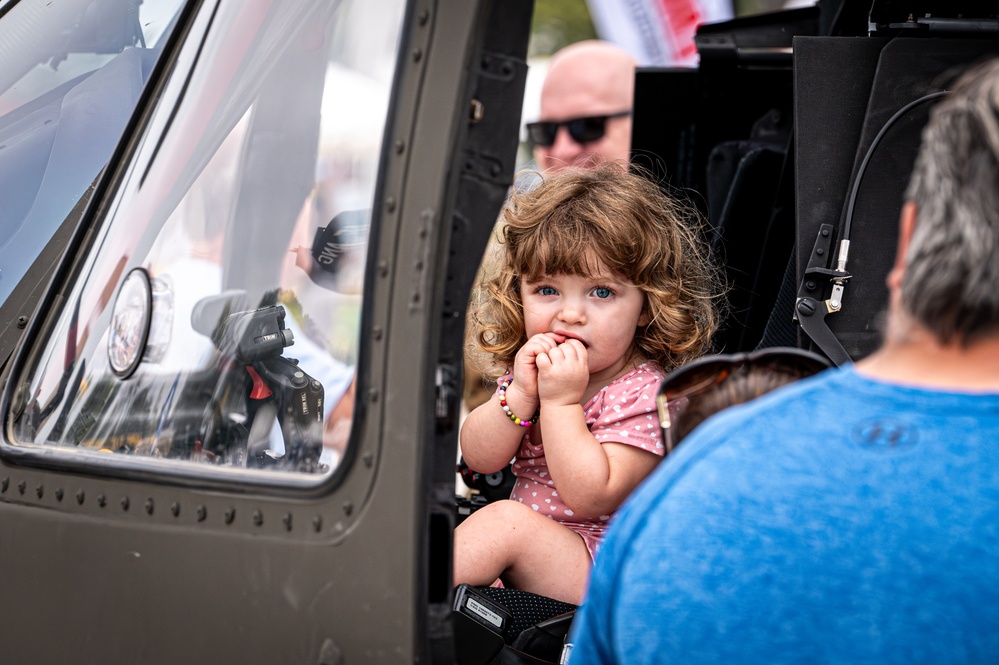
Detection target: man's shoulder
<box><xmin>691</xmin><ymin>365</ymin><xmax>855</xmax><ymax>436</ymax></box>
<box><xmin>613</xmin><ymin>368</ymin><xmax>857</xmax><ymax>510</ymax></box>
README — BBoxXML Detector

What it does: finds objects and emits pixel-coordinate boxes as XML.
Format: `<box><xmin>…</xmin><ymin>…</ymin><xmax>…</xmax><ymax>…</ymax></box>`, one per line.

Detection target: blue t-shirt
<box><xmin>568</xmin><ymin>365</ymin><xmax>999</xmax><ymax>664</ymax></box>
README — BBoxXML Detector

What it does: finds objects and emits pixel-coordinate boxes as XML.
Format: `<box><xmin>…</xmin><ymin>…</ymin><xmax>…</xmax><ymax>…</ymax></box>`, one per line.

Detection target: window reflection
<box><xmin>10</xmin><ymin>0</ymin><xmax>406</xmax><ymax>480</ymax></box>
<box><xmin>0</xmin><ymin>0</ymin><xmax>184</xmax><ymax>307</ymax></box>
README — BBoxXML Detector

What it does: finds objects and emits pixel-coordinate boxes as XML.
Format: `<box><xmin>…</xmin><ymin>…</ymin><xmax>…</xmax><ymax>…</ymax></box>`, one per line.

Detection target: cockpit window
<box><xmin>0</xmin><ymin>0</ymin><xmax>184</xmax><ymax>307</ymax></box>
<box><xmin>7</xmin><ymin>0</ymin><xmax>406</xmax><ymax>481</ymax></box>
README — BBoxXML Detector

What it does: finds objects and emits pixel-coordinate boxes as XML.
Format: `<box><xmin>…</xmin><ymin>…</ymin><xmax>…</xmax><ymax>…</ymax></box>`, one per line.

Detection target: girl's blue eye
<box><xmin>592</xmin><ymin>287</ymin><xmax>613</xmax><ymax>299</ymax></box>
<box><xmin>538</xmin><ymin>286</ymin><xmax>558</xmax><ymax>296</ymax></box>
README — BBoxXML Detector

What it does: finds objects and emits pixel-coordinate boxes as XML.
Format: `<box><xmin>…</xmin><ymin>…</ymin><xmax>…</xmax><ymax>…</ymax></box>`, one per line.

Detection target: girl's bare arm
<box><xmin>459</xmin><ymin>380</ymin><xmax>536</xmax><ymax>473</ymax></box>
<box><xmin>538</xmin><ymin>404</ymin><xmax>660</xmax><ymax>517</ymax></box>
<box><xmin>535</xmin><ymin>339</ymin><xmax>660</xmax><ymax>517</ymax></box>
<box><xmin>461</xmin><ymin>333</ymin><xmax>565</xmax><ymax>473</ymax></box>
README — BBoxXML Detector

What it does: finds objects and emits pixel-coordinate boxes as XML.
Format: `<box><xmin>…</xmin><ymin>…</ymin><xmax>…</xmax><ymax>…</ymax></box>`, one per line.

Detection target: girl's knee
<box><xmin>456</xmin><ymin>499</ymin><xmax>541</xmax><ymax>544</ymax></box>
<box><xmin>459</xmin><ymin>499</ymin><xmax>522</xmax><ymax>528</ymax></box>
<box><xmin>489</xmin><ymin>498</ymin><xmax>534</xmax><ymax>518</ymax></box>
<box><xmin>485</xmin><ymin>499</ymin><xmax>546</xmax><ymax>532</ymax></box>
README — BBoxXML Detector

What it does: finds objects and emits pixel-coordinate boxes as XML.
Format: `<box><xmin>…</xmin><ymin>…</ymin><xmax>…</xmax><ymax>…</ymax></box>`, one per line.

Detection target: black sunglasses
<box><xmin>656</xmin><ymin>347</ymin><xmax>832</xmax><ymax>452</ymax></box>
<box><xmin>526</xmin><ymin>110</ymin><xmax>631</xmax><ymax>147</ymax></box>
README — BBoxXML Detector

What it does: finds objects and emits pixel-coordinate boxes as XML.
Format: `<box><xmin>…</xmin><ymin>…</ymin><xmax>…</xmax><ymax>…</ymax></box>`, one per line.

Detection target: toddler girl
<box><xmin>454</xmin><ymin>164</ymin><xmax>721</xmax><ymax>604</ymax></box>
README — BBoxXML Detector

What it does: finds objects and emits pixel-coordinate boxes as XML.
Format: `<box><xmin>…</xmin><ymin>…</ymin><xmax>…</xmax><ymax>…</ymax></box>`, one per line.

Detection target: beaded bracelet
<box><xmin>498</xmin><ymin>379</ymin><xmax>539</xmax><ymax>427</ymax></box>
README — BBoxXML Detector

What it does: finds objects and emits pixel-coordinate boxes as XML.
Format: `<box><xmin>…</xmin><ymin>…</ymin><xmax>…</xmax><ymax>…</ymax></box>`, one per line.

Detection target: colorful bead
<box><xmin>498</xmin><ymin>378</ymin><xmax>538</xmax><ymax>427</ymax></box>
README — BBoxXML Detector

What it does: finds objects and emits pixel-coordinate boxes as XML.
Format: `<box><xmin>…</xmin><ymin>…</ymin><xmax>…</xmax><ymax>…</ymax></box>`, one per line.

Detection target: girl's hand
<box><xmin>510</xmin><ymin>332</ymin><xmax>565</xmax><ymax>404</ymax></box>
<box><xmin>536</xmin><ymin>339</ymin><xmax>588</xmax><ymax>406</ymax></box>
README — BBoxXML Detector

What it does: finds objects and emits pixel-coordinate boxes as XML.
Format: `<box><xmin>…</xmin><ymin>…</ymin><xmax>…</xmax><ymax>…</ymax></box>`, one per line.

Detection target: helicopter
<box><xmin>0</xmin><ymin>0</ymin><xmax>996</xmax><ymax>662</ymax></box>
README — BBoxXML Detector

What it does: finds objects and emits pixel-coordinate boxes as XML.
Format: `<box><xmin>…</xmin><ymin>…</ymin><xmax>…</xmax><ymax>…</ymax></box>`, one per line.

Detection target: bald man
<box><xmin>529</xmin><ymin>40</ymin><xmax>637</xmax><ymax>172</ymax></box>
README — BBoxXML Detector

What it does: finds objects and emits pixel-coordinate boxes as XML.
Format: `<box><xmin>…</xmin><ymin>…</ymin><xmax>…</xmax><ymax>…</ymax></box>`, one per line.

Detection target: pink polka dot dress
<box><xmin>506</xmin><ymin>363</ymin><xmax>666</xmax><ymax>560</ymax></box>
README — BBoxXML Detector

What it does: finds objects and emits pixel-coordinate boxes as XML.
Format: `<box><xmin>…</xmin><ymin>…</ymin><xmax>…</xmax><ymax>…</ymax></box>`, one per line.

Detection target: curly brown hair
<box><xmin>468</xmin><ymin>164</ymin><xmax>723</xmax><ymax>380</ymax></box>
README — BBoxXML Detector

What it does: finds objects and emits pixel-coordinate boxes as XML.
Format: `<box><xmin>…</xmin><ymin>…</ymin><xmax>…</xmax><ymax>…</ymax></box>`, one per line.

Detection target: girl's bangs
<box><xmin>513</xmin><ymin>219</ymin><xmax>617</xmax><ymax>282</ymax></box>
<box><xmin>517</xmin><ymin>239</ymin><xmax>606</xmax><ymax>282</ymax></box>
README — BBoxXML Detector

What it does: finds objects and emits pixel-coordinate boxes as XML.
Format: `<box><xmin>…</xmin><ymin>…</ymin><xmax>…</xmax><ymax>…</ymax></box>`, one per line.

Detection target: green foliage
<box><xmin>733</xmin><ymin>0</ymin><xmax>788</xmax><ymax>16</ymax></box>
<box><xmin>527</xmin><ymin>0</ymin><xmax>789</xmax><ymax>59</ymax></box>
<box><xmin>529</xmin><ymin>0</ymin><xmax>597</xmax><ymax>57</ymax></box>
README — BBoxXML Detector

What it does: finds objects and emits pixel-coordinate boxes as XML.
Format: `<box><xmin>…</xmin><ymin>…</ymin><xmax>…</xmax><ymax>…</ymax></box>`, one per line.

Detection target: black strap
<box><xmin>795</xmin><ymin>223</ymin><xmax>852</xmax><ymax>366</ymax></box>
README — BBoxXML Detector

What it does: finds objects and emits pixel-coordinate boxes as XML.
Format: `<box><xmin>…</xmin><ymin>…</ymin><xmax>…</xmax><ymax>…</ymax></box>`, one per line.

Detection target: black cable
<box><xmin>842</xmin><ymin>91</ymin><xmax>949</xmax><ymax>242</ymax></box>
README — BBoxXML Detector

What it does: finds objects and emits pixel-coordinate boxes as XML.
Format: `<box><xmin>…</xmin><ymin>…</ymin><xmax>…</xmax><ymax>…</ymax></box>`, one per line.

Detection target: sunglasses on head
<box><xmin>656</xmin><ymin>347</ymin><xmax>833</xmax><ymax>452</ymax></box>
<box><xmin>526</xmin><ymin>110</ymin><xmax>631</xmax><ymax>147</ymax></box>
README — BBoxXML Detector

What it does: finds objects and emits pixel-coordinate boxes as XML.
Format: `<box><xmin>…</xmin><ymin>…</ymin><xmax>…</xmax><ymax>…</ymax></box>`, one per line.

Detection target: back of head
<box><xmin>659</xmin><ymin>348</ymin><xmax>832</xmax><ymax>451</ymax></box>
<box><xmin>903</xmin><ymin>58</ymin><xmax>999</xmax><ymax>344</ymax></box>
<box><xmin>672</xmin><ymin>369</ymin><xmax>802</xmax><ymax>445</ymax></box>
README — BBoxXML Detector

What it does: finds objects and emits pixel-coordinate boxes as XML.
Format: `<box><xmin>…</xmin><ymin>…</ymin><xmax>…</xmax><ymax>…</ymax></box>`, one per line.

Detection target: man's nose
<box><xmin>547</xmin><ymin>125</ymin><xmax>582</xmax><ymax>159</ymax></box>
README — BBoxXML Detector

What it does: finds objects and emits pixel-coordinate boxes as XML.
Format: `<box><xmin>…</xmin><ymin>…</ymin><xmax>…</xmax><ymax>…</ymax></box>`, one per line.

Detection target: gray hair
<box><xmin>903</xmin><ymin>58</ymin><xmax>999</xmax><ymax>344</ymax></box>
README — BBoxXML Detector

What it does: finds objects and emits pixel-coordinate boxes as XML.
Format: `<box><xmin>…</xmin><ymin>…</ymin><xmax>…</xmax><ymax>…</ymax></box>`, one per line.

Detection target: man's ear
<box><xmin>887</xmin><ymin>201</ymin><xmax>919</xmax><ymax>291</ymax></box>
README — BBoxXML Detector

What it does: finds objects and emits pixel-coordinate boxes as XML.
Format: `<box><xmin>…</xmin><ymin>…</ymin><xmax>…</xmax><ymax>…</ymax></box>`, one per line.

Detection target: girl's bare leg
<box><xmin>453</xmin><ymin>499</ymin><xmax>592</xmax><ymax>605</ymax></box>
